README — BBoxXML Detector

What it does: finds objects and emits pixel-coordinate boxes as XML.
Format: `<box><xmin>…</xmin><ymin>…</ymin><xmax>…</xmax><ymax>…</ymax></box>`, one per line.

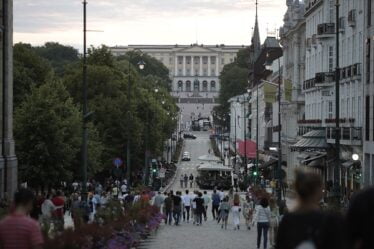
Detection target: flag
<box><xmin>284</xmin><ymin>79</ymin><xmax>292</xmax><ymax>102</ymax></box>
<box><xmin>263</xmin><ymin>82</ymin><xmax>277</xmax><ymax>103</ymax></box>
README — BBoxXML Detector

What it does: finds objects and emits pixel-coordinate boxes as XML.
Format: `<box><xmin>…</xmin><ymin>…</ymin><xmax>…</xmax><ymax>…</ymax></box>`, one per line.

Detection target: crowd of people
<box><xmin>1</xmin><ymin>169</ymin><xmax>374</xmax><ymax>249</ymax></box>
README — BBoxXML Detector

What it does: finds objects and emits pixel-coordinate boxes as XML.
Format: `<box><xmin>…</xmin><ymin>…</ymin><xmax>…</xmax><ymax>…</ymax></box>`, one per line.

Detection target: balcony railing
<box><xmin>303</xmin><ymin>78</ymin><xmax>315</xmax><ymax>90</ymax></box>
<box><xmin>317</xmin><ymin>23</ymin><xmax>335</xmax><ymax>38</ymax></box>
<box><xmin>326</xmin><ymin>127</ymin><xmax>362</xmax><ymax>143</ymax></box>
<box><xmin>315</xmin><ymin>72</ymin><xmax>335</xmax><ymax>84</ymax></box>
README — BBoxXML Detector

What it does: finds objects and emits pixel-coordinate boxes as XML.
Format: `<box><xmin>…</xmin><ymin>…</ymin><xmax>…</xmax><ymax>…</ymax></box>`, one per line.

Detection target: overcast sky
<box><xmin>14</xmin><ymin>0</ymin><xmax>287</xmax><ymax>50</ymax></box>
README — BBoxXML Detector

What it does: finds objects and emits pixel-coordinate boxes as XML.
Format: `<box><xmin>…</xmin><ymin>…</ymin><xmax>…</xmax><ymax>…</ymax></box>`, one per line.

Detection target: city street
<box><xmin>144</xmin><ymin>132</ymin><xmax>258</xmax><ymax>249</ymax></box>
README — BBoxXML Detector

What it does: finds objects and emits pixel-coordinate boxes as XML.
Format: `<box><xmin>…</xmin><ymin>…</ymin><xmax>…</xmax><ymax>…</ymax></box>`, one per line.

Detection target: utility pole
<box><xmin>333</xmin><ymin>0</ymin><xmax>341</xmax><ymax>204</ymax></box>
<box><xmin>277</xmin><ymin>57</ymin><xmax>282</xmax><ymax>203</ymax></box>
<box><xmin>81</xmin><ymin>0</ymin><xmax>88</xmax><ymax>201</ymax></box>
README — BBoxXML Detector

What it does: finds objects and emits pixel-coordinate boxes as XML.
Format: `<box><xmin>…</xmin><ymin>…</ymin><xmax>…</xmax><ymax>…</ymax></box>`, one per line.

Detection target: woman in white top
<box><xmin>253</xmin><ymin>198</ymin><xmax>271</xmax><ymax>249</ymax></box>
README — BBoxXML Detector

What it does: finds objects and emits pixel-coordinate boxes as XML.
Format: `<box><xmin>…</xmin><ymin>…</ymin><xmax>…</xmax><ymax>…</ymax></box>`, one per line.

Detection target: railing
<box><xmin>303</xmin><ymin>78</ymin><xmax>315</xmax><ymax>90</ymax></box>
<box><xmin>317</xmin><ymin>23</ymin><xmax>335</xmax><ymax>37</ymax></box>
<box><xmin>315</xmin><ymin>72</ymin><xmax>335</xmax><ymax>84</ymax></box>
<box><xmin>326</xmin><ymin>127</ymin><xmax>362</xmax><ymax>142</ymax></box>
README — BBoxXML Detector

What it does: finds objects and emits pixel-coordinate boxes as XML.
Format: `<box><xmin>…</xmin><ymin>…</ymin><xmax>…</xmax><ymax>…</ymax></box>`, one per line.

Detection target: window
<box><xmin>211</xmin><ymin>57</ymin><xmax>216</xmax><ymax>65</ymax></box>
<box><xmin>186</xmin><ymin>81</ymin><xmax>192</xmax><ymax>92</ymax></box>
<box><xmin>366</xmin><ymin>95</ymin><xmax>370</xmax><ymax>141</ymax></box>
<box><xmin>366</xmin><ymin>38</ymin><xmax>371</xmax><ymax>84</ymax></box>
<box><xmin>195</xmin><ymin>57</ymin><xmax>198</xmax><ymax>64</ymax></box>
<box><xmin>329</xmin><ymin>46</ymin><xmax>334</xmax><ymax>72</ymax></box>
<box><xmin>203</xmin><ymin>57</ymin><xmax>208</xmax><ymax>64</ymax></box>
<box><xmin>328</xmin><ymin>101</ymin><xmax>333</xmax><ymax>119</ymax></box>
<box><xmin>186</xmin><ymin>69</ymin><xmax>190</xmax><ymax>76</ymax></box>
<box><xmin>203</xmin><ymin>69</ymin><xmax>207</xmax><ymax>76</ymax></box>
<box><xmin>202</xmin><ymin>81</ymin><xmax>208</xmax><ymax>91</ymax></box>
<box><xmin>230</xmin><ymin>58</ymin><xmax>234</xmax><ymax>63</ymax></box>
<box><xmin>187</xmin><ymin>57</ymin><xmax>191</xmax><ymax>64</ymax></box>
<box><xmin>211</xmin><ymin>69</ymin><xmax>216</xmax><ymax>76</ymax></box>
<box><xmin>368</xmin><ymin>0</ymin><xmax>372</xmax><ymax>27</ymax></box>
<box><xmin>211</xmin><ymin>81</ymin><xmax>216</xmax><ymax>92</ymax></box>
<box><xmin>178</xmin><ymin>81</ymin><xmax>183</xmax><ymax>91</ymax></box>
<box><xmin>193</xmin><ymin>80</ymin><xmax>200</xmax><ymax>91</ymax></box>
<box><xmin>178</xmin><ymin>69</ymin><xmax>182</xmax><ymax>76</ymax></box>
<box><xmin>222</xmin><ymin>58</ymin><xmax>225</xmax><ymax>64</ymax></box>
<box><xmin>178</xmin><ymin>56</ymin><xmax>183</xmax><ymax>64</ymax></box>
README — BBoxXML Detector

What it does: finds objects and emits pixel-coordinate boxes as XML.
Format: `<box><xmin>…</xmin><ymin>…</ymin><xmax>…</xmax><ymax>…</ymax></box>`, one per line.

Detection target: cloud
<box><xmin>14</xmin><ymin>0</ymin><xmax>286</xmax><ymax>48</ymax></box>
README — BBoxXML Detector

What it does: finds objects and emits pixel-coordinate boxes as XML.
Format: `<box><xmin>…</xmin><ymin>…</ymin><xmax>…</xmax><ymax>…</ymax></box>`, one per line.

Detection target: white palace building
<box><xmin>111</xmin><ymin>44</ymin><xmax>245</xmax><ymax>128</ymax></box>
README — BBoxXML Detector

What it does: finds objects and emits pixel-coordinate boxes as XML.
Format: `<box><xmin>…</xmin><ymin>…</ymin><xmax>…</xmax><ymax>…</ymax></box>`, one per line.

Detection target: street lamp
<box><xmin>126</xmin><ymin>51</ymin><xmax>145</xmax><ymax>188</ymax></box>
<box><xmin>352</xmin><ymin>154</ymin><xmax>359</xmax><ymax>161</ymax></box>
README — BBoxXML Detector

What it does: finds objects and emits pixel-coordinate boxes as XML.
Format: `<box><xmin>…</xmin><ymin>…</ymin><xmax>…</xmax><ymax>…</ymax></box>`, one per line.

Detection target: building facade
<box><xmin>363</xmin><ymin>0</ymin><xmax>374</xmax><ymax>186</ymax></box>
<box><xmin>111</xmin><ymin>44</ymin><xmax>245</xmax><ymax>128</ymax></box>
<box><xmin>279</xmin><ymin>0</ymin><xmax>306</xmax><ymax>185</ymax></box>
<box><xmin>0</xmin><ymin>0</ymin><xmax>17</xmax><ymax>198</ymax></box>
<box><xmin>303</xmin><ymin>0</ymin><xmax>364</xmax><ymax>191</ymax></box>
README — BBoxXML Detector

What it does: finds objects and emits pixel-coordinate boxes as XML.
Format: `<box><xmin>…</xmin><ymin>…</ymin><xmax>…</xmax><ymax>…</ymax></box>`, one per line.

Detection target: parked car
<box><xmin>184</xmin><ymin>133</ymin><xmax>197</xmax><ymax>139</ymax></box>
<box><xmin>182</xmin><ymin>152</ymin><xmax>191</xmax><ymax>161</ymax></box>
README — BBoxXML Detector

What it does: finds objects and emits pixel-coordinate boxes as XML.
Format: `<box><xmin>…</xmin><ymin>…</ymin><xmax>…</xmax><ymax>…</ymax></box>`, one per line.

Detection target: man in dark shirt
<box><xmin>172</xmin><ymin>191</ymin><xmax>182</xmax><ymax>225</ymax></box>
<box><xmin>193</xmin><ymin>192</ymin><xmax>205</xmax><ymax>226</ymax></box>
<box><xmin>211</xmin><ymin>190</ymin><xmax>220</xmax><ymax>219</ymax></box>
<box><xmin>164</xmin><ymin>193</ymin><xmax>173</xmax><ymax>225</ymax></box>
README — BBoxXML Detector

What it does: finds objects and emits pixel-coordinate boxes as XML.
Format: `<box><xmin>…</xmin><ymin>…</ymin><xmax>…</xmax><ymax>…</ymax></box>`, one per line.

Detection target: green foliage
<box><xmin>15</xmin><ymin>80</ymin><xmax>82</xmax><ymax>187</ymax></box>
<box><xmin>13</xmin><ymin>43</ymin><xmax>53</xmax><ymax>107</ymax></box>
<box><xmin>33</xmin><ymin>42</ymin><xmax>79</xmax><ymax>76</ymax></box>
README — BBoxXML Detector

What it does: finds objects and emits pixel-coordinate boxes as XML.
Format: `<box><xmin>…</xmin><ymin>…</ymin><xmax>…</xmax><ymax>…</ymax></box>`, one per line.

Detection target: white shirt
<box><xmin>219</xmin><ymin>191</ymin><xmax>225</xmax><ymax>201</ymax></box>
<box><xmin>182</xmin><ymin>195</ymin><xmax>192</xmax><ymax>207</ymax></box>
<box><xmin>121</xmin><ymin>184</ymin><xmax>127</xmax><ymax>193</ymax></box>
<box><xmin>191</xmin><ymin>194</ymin><xmax>197</xmax><ymax>208</ymax></box>
<box><xmin>254</xmin><ymin>205</ymin><xmax>271</xmax><ymax>223</ymax></box>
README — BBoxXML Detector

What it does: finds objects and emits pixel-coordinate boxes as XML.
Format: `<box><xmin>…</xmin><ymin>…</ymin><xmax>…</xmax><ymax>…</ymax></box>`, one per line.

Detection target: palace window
<box><xmin>194</xmin><ymin>80</ymin><xmax>200</xmax><ymax>91</ymax></box>
<box><xmin>203</xmin><ymin>81</ymin><xmax>208</xmax><ymax>91</ymax></box>
<box><xmin>178</xmin><ymin>81</ymin><xmax>183</xmax><ymax>91</ymax></box>
<box><xmin>211</xmin><ymin>81</ymin><xmax>216</xmax><ymax>92</ymax></box>
<box><xmin>186</xmin><ymin>81</ymin><xmax>192</xmax><ymax>92</ymax></box>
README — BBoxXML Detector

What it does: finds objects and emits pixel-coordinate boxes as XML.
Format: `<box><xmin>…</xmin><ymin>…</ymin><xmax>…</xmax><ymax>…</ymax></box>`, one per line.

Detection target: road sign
<box><xmin>113</xmin><ymin>158</ymin><xmax>123</xmax><ymax>168</ymax></box>
<box><xmin>159</xmin><ymin>168</ymin><xmax>166</xmax><ymax>178</ymax></box>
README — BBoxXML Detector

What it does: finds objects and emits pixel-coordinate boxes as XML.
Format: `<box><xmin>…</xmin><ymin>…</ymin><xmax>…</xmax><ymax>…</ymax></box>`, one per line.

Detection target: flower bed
<box><xmin>44</xmin><ymin>200</ymin><xmax>164</xmax><ymax>249</ymax></box>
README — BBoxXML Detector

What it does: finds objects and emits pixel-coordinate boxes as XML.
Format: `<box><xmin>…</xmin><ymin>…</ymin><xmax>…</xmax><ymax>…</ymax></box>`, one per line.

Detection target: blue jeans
<box><xmin>165</xmin><ymin>210</ymin><xmax>173</xmax><ymax>225</ymax></box>
<box><xmin>173</xmin><ymin>207</ymin><xmax>181</xmax><ymax>225</ymax></box>
<box><xmin>257</xmin><ymin>222</ymin><xmax>270</xmax><ymax>249</ymax></box>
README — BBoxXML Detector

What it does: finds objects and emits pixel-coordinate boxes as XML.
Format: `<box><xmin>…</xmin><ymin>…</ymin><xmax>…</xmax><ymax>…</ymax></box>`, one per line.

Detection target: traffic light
<box><xmin>253</xmin><ymin>171</ymin><xmax>258</xmax><ymax>176</ymax></box>
<box><xmin>151</xmin><ymin>159</ymin><xmax>158</xmax><ymax>175</ymax></box>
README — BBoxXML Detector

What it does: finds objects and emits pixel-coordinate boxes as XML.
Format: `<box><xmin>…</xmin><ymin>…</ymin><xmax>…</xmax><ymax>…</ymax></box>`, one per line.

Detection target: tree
<box><xmin>34</xmin><ymin>42</ymin><xmax>79</xmax><ymax>76</ymax></box>
<box><xmin>15</xmin><ymin>80</ymin><xmax>82</xmax><ymax>187</ymax></box>
<box><xmin>13</xmin><ymin>43</ymin><xmax>53</xmax><ymax>108</ymax></box>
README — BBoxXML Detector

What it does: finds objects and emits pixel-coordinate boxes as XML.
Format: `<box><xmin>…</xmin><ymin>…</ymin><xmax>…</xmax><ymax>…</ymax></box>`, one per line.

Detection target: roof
<box><xmin>198</xmin><ymin>154</ymin><xmax>222</xmax><ymax>162</ymax></box>
<box><xmin>197</xmin><ymin>162</ymin><xmax>233</xmax><ymax>172</ymax></box>
<box><xmin>291</xmin><ymin>129</ymin><xmax>329</xmax><ymax>151</ymax></box>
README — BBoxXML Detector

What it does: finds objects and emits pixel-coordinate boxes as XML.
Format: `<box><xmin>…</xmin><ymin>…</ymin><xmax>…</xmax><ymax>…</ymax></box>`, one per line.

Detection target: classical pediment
<box><xmin>176</xmin><ymin>45</ymin><xmax>218</xmax><ymax>54</ymax></box>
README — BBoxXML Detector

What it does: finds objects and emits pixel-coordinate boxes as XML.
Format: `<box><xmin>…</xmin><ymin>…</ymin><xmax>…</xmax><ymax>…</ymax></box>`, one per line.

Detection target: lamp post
<box><xmin>126</xmin><ymin>51</ymin><xmax>146</xmax><ymax>188</ymax></box>
<box><xmin>333</xmin><ymin>0</ymin><xmax>341</xmax><ymax>204</ymax></box>
<box><xmin>82</xmin><ymin>0</ymin><xmax>88</xmax><ymax>200</ymax></box>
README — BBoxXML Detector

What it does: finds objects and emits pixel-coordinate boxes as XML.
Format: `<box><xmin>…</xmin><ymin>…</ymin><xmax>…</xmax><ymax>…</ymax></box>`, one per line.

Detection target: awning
<box><xmin>291</xmin><ymin>129</ymin><xmax>329</xmax><ymax>151</ymax></box>
<box><xmin>301</xmin><ymin>153</ymin><xmax>326</xmax><ymax>165</ymax></box>
<box><xmin>238</xmin><ymin>139</ymin><xmax>257</xmax><ymax>159</ymax></box>
<box><xmin>198</xmin><ymin>154</ymin><xmax>221</xmax><ymax>162</ymax></box>
<box><xmin>197</xmin><ymin>162</ymin><xmax>233</xmax><ymax>172</ymax></box>
<box><xmin>342</xmin><ymin>160</ymin><xmax>361</xmax><ymax>168</ymax></box>
<box><xmin>260</xmin><ymin>159</ymin><xmax>277</xmax><ymax>169</ymax></box>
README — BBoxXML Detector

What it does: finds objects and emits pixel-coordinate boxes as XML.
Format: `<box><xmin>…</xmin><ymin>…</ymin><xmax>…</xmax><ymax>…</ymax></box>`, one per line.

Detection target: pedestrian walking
<box><xmin>189</xmin><ymin>174</ymin><xmax>194</xmax><ymax>188</ymax></box>
<box><xmin>180</xmin><ymin>175</ymin><xmax>184</xmax><ymax>188</ymax></box>
<box><xmin>193</xmin><ymin>192</ymin><xmax>205</xmax><ymax>226</ymax></box>
<box><xmin>269</xmin><ymin>199</ymin><xmax>280</xmax><ymax>248</ymax></box>
<box><xmin>243</xmin><ymin>196</ymin><xmax>254</xmax><ymax>230</ymax></box>
<box><xmin>212</xmin><ymin>190</ymin><xmax>220</xmax><ymax>220</ymax></box>
<box><xmin>172</xmin><ymin>191</ymin><xmax>182</xmax><ymax>225</ymax></box>
<box><xmin>51</xmin><ymin>191</ymin><xmax>65</xmax><ymax>232</ymax></box>
<box><xmin>153</xmin><ymin>192</ymin><xmax>164</xmax><ymax>212</ymax></box>
<box><xmin>232</xmin><ymin>193</ymin><xmax>241</xmax><ymax>230</ymax></box>
<box><xmin>41</xmin><ymin>194</ymin><xmax>56</xmax><ymax>227</ymax></box>
<box><xmin>218</xmin><ymin>196</ymin><xmax>230</xmax><ymax>229</ymax></box>
<box><xmin>182</xmin><ymin>190</ymin><xmax>192</xmax><ymax>222</ymax></box>
<box><xmin>346</xmin><ymin>187</ymin><xmax>374</xmax><ymax>249</ymax></box>
<box><xmin>276</xmin><ymin>170</ymin><xmax>345</xmax><ymax>249</ymax></box>
<box><xmin>191</xmin><ymin>191</ymin><xmax>198</xmax><ymax>224</ymax></box>
<box><xmin>253</xmin><ymin>198</ymin><xmax>271</xmax><ymax>249</ymax></box>
<box><xmin>0</xmin><ymin>189</ymin><xmax>44</xmax><ymax>249</ymax></box>
<box><xmin>164</xmin><ymin>193</ymin><xmax>173</xmax><ymax>225</ymax></box>
<box><xmin>184</xmin><ymin>174</ymin><xmax>188</xmax><ymax>188</ymax></box>
<box><xmin>202</xmin><ymin>191</ymin><xmax>211</xmax><ymax>221</ymax></box>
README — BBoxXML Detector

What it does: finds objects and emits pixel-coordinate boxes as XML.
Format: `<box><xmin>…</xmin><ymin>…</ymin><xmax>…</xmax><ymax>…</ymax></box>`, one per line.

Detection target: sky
<box><xmin>14</xmin><ymin>0</ymin><xmax>287</xmax><ymax>50</ymax></box>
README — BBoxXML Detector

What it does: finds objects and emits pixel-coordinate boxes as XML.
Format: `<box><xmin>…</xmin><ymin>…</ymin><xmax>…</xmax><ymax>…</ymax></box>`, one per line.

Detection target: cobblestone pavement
<box><xmin>145</xmin><ymin>132</ymin><xmax>260</xmax><ymax>249</ymax></box>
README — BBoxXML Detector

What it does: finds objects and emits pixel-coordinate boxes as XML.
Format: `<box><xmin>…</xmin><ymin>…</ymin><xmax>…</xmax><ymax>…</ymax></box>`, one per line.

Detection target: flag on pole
<box><xmin>284</xmin><ymin>79</ymin><xmax>292</xmax><ymax>102</ymax></box>
<box><xmin>263</xmin><ymin>82</ymin><xmax>277</xmax><ymax>103</ymax></box>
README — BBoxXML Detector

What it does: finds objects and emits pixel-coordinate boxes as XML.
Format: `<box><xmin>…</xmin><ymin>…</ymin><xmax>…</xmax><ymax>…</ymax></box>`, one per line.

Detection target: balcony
<box><xmin>315</xmin><ymin>72</ymin><xmax>335</xmax><ymax>86</ymax></box>
<box><xmin>305</xmin><ymin>0</ymin><xmax>323</xmax><ymax>17</ymax></box>
<box><xmin>348</xmin><ymin>9</ymin><xmax>356</xmax><ymax>27</ymax></box>
<box><xmin>326</xmin><ymin>127</ymin><xmax>362</xmax><ymax>146</ymax></box>
<box><xmin>340</xmin><ymin>63</ymin><xmax>361</xmax><ymax>80</ymax></box>
<box><xmin>297</xmin><ymin>119</ymin><xmax>322</xmax><ymax>124</ymax></box>
<box><xmin>317</xmin><ymin>23</ymin><xmax>335</xmax><ymax>39</ymax></box>
<box><xmin>303</xmin><ymin>78</ymin><xmax>315</xmax><ymax>91</ymax></box>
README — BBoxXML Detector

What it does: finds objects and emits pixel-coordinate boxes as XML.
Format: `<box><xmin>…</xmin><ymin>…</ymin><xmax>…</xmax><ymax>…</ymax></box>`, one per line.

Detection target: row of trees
<box><xmin>213</xmin><ymin>47</ymin><xmax>251</xmax><ymax>125</ymax></box>
<box><xmin>14</xmin><ymin>42</ymin><xmax>178</xmax><ymax>188</ymax></box>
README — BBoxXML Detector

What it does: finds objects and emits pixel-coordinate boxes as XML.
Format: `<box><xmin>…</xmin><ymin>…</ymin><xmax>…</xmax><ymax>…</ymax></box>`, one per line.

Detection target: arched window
<box><xmin>202</xmin><ymin>81</ymin><xmax>208</xmax><ymax>91</ymax></box>
<box><xmin>211</xmin><ymin>81</ymin><xmax>216</xmax><ymax>92</ymax></box>
<box><xmin>178</xmin><ymin>81</ymin><xmax>183</xmax><ymax>91</ymax></box>
<box><xmin>186</xmin><ymin>81</ymin><xmax>191</xmax><ymax>92</ymax></box>
<box><xmin>193</xmin><ymin>79</ymin><xmax>200</xmax><ymax>91</ymax></box>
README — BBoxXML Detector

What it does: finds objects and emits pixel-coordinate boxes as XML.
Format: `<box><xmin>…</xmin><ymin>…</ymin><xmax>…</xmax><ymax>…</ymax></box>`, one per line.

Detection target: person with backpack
<box><xmin>163</xmin><ymin>192</ymin><xmax>173</xmax><ymax>225</ymax></box>
<box><xmin>189</xmin><ymin>174</ymin><xmax>194</xmax><ymax>188</ymax></box>
<box><xmin>211</xmin><ymin>189</ymin><xmax>221</xmax><ymax>220</ymax></box>
<box><xmin>275</xmin><ymin>170</ymin><xmax>345</xmax><ymax>249</ymax></box>
<box><xmin>193</xmin><ymin>192</ymin><xmax>205</xmax><ymax>226</ymax></box>
<box><xmin>218</xmin><ymin>196</ymin><xmax>230</xmax><ymax>229</ymax></box>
